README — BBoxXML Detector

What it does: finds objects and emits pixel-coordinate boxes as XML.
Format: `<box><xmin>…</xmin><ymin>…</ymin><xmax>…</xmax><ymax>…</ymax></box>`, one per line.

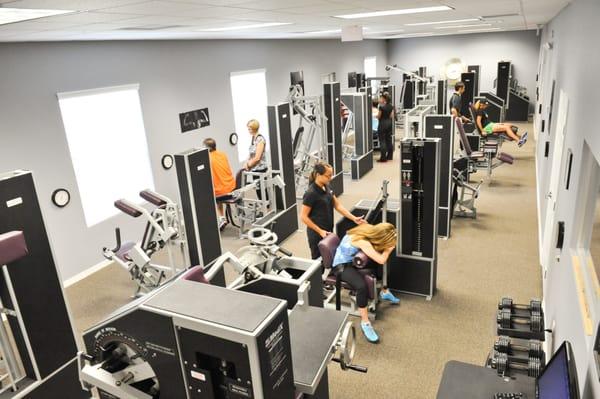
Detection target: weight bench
<box><xmin>455</xmin><ymin>117</ymin><xmax>514</xmax><ymax>179</ymax></box>
<box><xmin>318</xmin><ymin>234</ymin><xmax>379</xmax><ymax>319</ymax></box>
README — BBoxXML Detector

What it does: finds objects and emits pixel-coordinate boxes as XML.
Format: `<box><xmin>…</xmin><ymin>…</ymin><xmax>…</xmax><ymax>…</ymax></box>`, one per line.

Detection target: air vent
<box><xmin>481</xmin><ymin>13</ymin><xmax>520</xmax><ymax>18</ymax></box>
<box><xmin>118</xmin><ymin>25</ymin><xmax>185</xmax><ymax>31</ymax></box>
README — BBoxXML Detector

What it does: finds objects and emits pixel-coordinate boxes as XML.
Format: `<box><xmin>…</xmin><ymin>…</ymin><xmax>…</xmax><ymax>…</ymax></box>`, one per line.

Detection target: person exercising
<box><xmin>301</xmin><ymin>162</ymin><xmax>365</xmax><ymax>259</ymax></box>
<box><xmin>203</xmin><ymin>138</ymin><xmax>235</xmax><ymax>230</ymax></box>
<box><xmin>332</xmin><ymin>222</ymin><xmax>400</xmax><ymax>343</ymax></box>
<box><xmin>474</xmin><ymin>99</ymin><xmax>528</xmax><ymax>146</ymax></box>
<box><xmin>376</xmin><ymin>92</ymin><xmax>394</xmax><ymax>162</ymax></box>
<box><xmin>449</xmin><ymin>81</ymin><xmax>471</xmax><ymax>124</ymax></box>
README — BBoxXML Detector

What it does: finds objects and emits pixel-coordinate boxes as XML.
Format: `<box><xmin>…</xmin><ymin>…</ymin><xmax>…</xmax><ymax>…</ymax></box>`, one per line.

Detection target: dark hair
<box><xmin>203</xmin><ymin>138</ymin><xmax>216</xmax><ymax>151</ymax></box>
<box><xmin>309</xmin><ymin>161</ymin><xmax>332</xmax><ymax>184</ymax></box>
<box><xmin>379</xmin><ymin>91</ymin><xmax>391</xmax><ymax>104</ymax></box>
<box><xmin>455</xmin><ymin>82</ymin><xmax>465</xmax><ymax>91</ymax></box>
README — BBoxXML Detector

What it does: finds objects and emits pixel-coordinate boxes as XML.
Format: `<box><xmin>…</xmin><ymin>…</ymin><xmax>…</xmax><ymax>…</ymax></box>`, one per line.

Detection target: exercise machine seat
<box><xmin>0</xmin><ymin>231</ymin><xmax>28</xmax><ymax>265</ymax></box>
<box><xmin>139</xmin><ymin>189</ymin><xmax>167</xmax><ymax>207</ymax></box>
<box><xmin>318</xmin><ymin>234</ymin><xmax>375</xmax><ymax>300</ymax></box>
<box><xmin>115</xmin><ymin>241</ymin><xmax>136</xmax><ymax>262</ymax></box>
<box><xmin>181</xmin><ymin>265</ymin><xmax>210</xmax><ymax>284</ymax></box>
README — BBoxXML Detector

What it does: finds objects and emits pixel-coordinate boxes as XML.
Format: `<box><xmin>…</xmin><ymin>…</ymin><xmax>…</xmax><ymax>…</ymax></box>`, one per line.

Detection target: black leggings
<box><xmin>379</xmin><ymin>129</ymin><xmax>394</xmax><ymax>160</ymax></box>
<box><xmin>337</xmin><ymin>264</ymin><xmax>382</xmax><ymax>308</ymax></box>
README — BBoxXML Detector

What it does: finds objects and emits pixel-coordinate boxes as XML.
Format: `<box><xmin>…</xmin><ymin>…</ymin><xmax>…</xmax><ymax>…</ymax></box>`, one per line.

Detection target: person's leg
<box><xmin>385</xmin><ymin>129</ymin><xmax>394</xmax><ymax>160</ymax></box>
<box><xmin>216</xmin><ymin>202</ymin><xmax>224</xmax><ymax>217</ymax></box>
<box><xmin>492</xmin><ymin>123</ymin><xmax>520</xmax><ymax>141</ymax></box>
<box><xmin>307</xmin><ymin>231</ymin><xmax>322</xmax><ymax>260</ymax></box>
<box><xmin>340</xmin><ymin>266</ymin><xmax>379</xmax><ymax>342</ymax></box>
<box><xmin>378</xmin><ymin>131</ymin><xmax>388</xmax><ymax>162</ymax></box>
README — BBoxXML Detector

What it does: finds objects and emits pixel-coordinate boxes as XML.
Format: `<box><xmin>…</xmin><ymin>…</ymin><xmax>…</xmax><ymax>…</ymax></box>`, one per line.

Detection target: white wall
<box><xmin>534</xmin><ymin>0</ymin><xmax>600</xmax><ymax>396</ymax></box>
<box><xmin>0</xmin><ymin>39</ymin><xmax>387</xmax><ymax>281</ymax></box>
<box><xmin>387</xmin><ymin>30</ymin><xmax>541</xmax><ymax>109</ymax></box>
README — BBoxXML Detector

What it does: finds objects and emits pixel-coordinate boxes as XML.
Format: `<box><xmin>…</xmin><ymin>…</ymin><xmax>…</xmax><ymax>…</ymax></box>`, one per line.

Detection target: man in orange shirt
<box><xmin>203</xmin><ymin>138</ymin><xmax>236</xmax><ymax>230</ymax></box>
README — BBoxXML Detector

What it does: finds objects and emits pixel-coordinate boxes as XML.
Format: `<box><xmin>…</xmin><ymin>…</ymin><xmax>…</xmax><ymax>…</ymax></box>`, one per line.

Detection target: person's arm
<box><xmin>246</xmin><ymin>139</ymin><xmax>265</xmax><ymax>169</ymax></box>
<box><xmin>377</xmin><ymin>105</ymin><xmax>383</xmax><ymax>120</ymax></box>
<box><xmin>476</xmin><ymin>114</ymin><xmax>484</xmax><ymax>132</ymax></box>
<box><xmin>300</xmin><ymin>205</ymin><xmax>329</xmax><ymax>238</ymax></box>
<box><xmin>333</xmin><ymin>195</ymin><xmax>365</xmax><ymax>225</ymax></box>
<box><xmin>450</xmin><ymin>106</ymin><xmax>459</xmax><ymax>118</ymax></box>
<box><xmin>353</xmin><ymin>240</ymin><xmax>394</xmax><ymax>265</ymax></box>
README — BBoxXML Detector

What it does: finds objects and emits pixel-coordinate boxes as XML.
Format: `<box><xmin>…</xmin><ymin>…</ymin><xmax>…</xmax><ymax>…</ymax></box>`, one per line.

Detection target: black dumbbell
<box><xmin>494</xmin><ymin>336</ymin><xmax>544</xmax><ymax>358</ymax></box>
<box><xmin>490</xmin><ymin>351</ymin><xmax>542</xmax><ymax>378</ymax></box>
<box><xmin>497</xmin><ymin>309</ymin><xmax>543</xmax><ymax>332</ymax></box>
<box><xmin>498</xmin><ymin>297</ymin><xmax>542</xmax><ymax>314</ymax></box>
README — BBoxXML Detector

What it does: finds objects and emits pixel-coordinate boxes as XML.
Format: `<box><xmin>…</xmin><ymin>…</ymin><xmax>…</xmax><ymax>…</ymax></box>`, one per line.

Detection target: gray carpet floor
<box><xmin>66</xmin><ymin>123</ymin><xmax>541</xmax><ymax>398</ymax></box>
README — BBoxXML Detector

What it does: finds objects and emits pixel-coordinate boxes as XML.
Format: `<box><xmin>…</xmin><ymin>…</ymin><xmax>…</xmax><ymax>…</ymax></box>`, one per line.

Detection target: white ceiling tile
<box><xmin>5</xmin><ymin>0</ymin><xmax>148</xmax><ymax>11</ymax></box>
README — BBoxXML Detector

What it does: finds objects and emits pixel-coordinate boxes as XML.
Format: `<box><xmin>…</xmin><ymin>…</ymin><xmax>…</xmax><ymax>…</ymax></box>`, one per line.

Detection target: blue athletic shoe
<box><xmin>380</xmin><ymin>291</ymin><xmax>400</xmax><ymax>304</ymax></box>
<box><xmin>360</xmin><ymin>322</ymin><xmax>379</xmax><ymax>343</ymax></box>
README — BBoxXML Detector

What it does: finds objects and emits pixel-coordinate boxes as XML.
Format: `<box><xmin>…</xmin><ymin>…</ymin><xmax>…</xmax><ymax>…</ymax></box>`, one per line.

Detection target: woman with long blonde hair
<box><xmin>332</xmin><ymin>222</ymin><xmax>399</xmax><ymax>343</ymax></box>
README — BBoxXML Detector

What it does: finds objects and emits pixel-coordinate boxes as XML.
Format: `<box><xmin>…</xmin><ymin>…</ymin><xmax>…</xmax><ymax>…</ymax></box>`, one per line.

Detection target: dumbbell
<box><xmin>494</xmin><ymin>336</ymin><xmax>544</xmax><ymax>359</ymax></box>
<box><xmin>497</xmin><ymin>309</ymin><xmax>543</xmax><ymax>332</ymax></box>
<box><xmin>490</xmin><ymin>351</ymin><xmax>542</xmax><ymax>378</ymax></box>
<box><xmin>498</xmin><ymin>297</ymin><xmax>542</xmax><ymax>315</ymax></box>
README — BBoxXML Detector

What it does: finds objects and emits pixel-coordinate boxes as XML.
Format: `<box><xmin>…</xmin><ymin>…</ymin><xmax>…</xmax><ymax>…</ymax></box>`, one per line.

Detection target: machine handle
<box><xmin>277</xmin><ymin>247</ymin><xmax>293</xmax><ymax>257</ymax></box>
<box><xmin>103</xmin><ymin>228</ymin><xmax>122</xmax><ymax>255</ymax></box>
<box><xmin>331</xmin><ymin>358</ymin><xmax>368</xmax><ymax>373</ymax></box>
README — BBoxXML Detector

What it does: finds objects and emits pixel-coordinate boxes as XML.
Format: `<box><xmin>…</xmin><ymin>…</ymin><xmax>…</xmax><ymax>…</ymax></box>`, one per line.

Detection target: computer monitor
<box><xmin>537</xmin><ymin>341</ymin><xmax>580</xmax><ymax>399</ymax></box>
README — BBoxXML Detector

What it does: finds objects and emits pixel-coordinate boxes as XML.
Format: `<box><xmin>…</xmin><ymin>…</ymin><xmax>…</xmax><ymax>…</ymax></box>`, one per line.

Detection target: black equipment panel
<box><xmin>359</xmin><ymin>86</ymin><xmax>374</xmax><ymax>152</ymax></box>
<box><xmin>497</xmin><ymin>61</ymin><xmax>511</xmax><ymax>101</ymax></box>
<box><xmin>467</xmin><ymin>65</ymin><xmax>480</xmax><ymax>97</ymax></box>
<box><xmin>460</xmin><ymin>72</ymin><xmax>476</xmax><ymax>117</ymax></box>
<box><xmin>267</xmin><ymin>103</ymin><xmax>296</xmax><ymax>209</ymax></box>
<box><xmin>437</xmin><ymin>80</ymin><xmax>447</xmax><ymax>115</ymax></box>
<box><xmin>324</xmin><ymin>82</ymin><xmax>344</xmax><ymax>196</ymax></box>
<box><xmin>83</xmin><ymin>309</ymin><xmax>188</xmax><ymax>399</ymax></box>
<box><xmin>402</xmin><ymin>80</ymin><xmax>416</xmax><ymax>109</ymax></box>
<box><xmin>24</xmin><ymin>358</ymin><xmax>87</xmax><ymax>399</ymax></box>
<box><xmin>175</xmin><ymin>148</ymin><xmax>222</xmax><ymax>267</ymax></box>
<box><xmin>0</xmin><ymin>171</ymin><xmax>78</xmax><ymax>380</ymax></box>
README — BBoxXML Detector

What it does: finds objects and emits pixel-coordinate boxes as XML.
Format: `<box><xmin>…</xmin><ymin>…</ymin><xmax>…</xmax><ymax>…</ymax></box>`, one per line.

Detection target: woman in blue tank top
<box><xmin>332</xmin><ymin>222</ymin><xmax>399</xmax><ymax>343</ymax></box>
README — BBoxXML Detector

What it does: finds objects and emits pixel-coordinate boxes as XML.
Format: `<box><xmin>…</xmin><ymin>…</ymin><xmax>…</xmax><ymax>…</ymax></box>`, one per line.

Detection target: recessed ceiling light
<box><xmin>0</xmin><ymin>7</ymin><xmax>76</xmax><ymax>26</ymax></box>
<box><xmin>334</xmin><ymin>6</ymin><xmax>453</xmax><ymax>20</ymax></box>
<box><xmin>435</xmin><ymin>24</ymin><xmax>492</xmax><ymax>30</ymax></box>
<box><xmin>405</xmin><ymin>18</ymin><xmax>480</xmax><ymax>26</ymax></box>
<box><xmin>199</xmin><ymin>22</ymin><xmax>292</xmax><ymax>32</ymax></box>
<box><xmin>458</xmin><ymin>27</ymin><xmax>503</xmax><ymax>33</ymax></box>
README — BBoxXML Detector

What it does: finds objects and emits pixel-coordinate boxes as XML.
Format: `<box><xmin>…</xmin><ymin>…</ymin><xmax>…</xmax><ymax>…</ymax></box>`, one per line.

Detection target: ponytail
<box><xmin>309</xmin><ymin>161</ymin><xmax>332</xmax><ymax>184</ymax></box>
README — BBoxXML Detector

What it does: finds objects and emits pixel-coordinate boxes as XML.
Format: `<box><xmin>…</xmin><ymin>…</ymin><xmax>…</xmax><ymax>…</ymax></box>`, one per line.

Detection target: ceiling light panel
<box><xmin>435</xmin><ymin>23</ymin><xmax>492</xmax><ymax>29</ymax></box>
<box><xmin>405</xmin><ymin>18</ymin><xmax>480</xmax><ymax>26</ymax></box>
<box><xmin>198</xmin><ymin>22</ymin><xmax>292</xmax><ymax>32</ymax></box>
<box><xmin>0</xmin><ymin>7</ymin><xmax>76</xmax><ymax>25</ymax></box>
<box><xmin>334</xmin><ymin>6</ymin><xmax>453</xmax><ymax>19</ymax></box>
<box><xmin>458</xmin><ymin>27</ymin><xmax>503</xmax><ymax>33</ymax></box>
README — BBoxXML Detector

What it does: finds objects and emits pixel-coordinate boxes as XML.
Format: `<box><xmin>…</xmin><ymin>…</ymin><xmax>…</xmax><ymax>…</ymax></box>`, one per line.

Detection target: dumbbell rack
<box><xmin>486</xmin><ymin>297</ymin><xmax>547</xmax><ymax>379</ymax></box>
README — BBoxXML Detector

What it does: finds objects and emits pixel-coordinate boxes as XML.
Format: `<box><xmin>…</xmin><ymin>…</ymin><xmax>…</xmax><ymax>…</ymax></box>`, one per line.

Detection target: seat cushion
<box><xmin>0</xmin><ymin>231</ymin><xmax>28</xmax><ymax>265</ymax></box>
<box><xmin>497</xmin><ymin>152</ymin><xmax>514</xmax><ymax>164</ymax></box>
<box><xmin>318</xmin><ymin>234</ymin><xmax>340</xmax><ymax>269</ymax></box>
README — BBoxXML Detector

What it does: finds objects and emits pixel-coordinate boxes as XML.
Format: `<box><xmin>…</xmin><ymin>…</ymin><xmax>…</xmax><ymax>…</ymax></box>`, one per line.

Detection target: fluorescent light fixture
<box><xmin>300</xmin><ymin>29</ymin><xmax>341</xmax><ymax>34</ymax></box>
<box><xmin>0</xmin><ymin>7</ymin><xmax>75</xmax><ymax>25</ymax></box>
<box><xmin>199</xmin><ymin>22</ymin><xmax>292</xmax><ymax>32</ymax></box>
<box><xmin>435</xmin><ymin>24</ymin><xmax>492</xmax><ymax>30</ymax></box>
<box><xmin>365</xmin><ymin>29</ymin><xmax>405</xmax><ymax>35</ymax></box>
<box><xmin>405</xmin><ymin>18</ymin><xmax>479</xmax><ymax>26</ymax></box>
<box><xmin>334</xmin><ymin>6</ymin><xmax>453</xmax><ymax>19</ymax></box>
<box><xmin>386</xmin><ymin>32</ymin><xmax>434</xmax><ymax>38</ymax></box>
<box><xmin>458</xmin><ymin>27</ymin><xmax>503</xmax><ymax>33</ymax></box>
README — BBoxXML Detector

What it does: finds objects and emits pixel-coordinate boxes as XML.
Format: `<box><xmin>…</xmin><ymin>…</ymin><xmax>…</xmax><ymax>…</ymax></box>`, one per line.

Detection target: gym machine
<box><xmin>452</xmin><ymin>156</ymin><xmax>482</xmax><ymax>219</ymax></box>
<box><xmin>175</xmin><ymin>147</ymin><xmax>223</xmax><ymax>268</ymax></box>
<box><xmin>477</xmin><ymin>93</ymin><xmax>506</xmax><ymax>125</ymax></box>
<box><xmin>104</xmin><ymin>189</ymin><xmax>188</xmax><ymax>297</ymax></box>
<box><xmin>340</xmin><ymin>91</ymin><xmax>374</xmax><ymax>179</ymax></box>
<box><xmin>386</xmin><ymin>64</ymin><xmax>428</xmax><ymax>114</ymax></box>
<box><xmin>424</xmin><ymin>115</ymin><xmax>454</xmax><ymax>238</ymax></box>
<box><xmin>404</xmin><ymin>104</ymin><xmax>435</xmax><ymax>138</ymax></box>
<box><xmin>496</xmin><ymin>297</ymin><xmax>546</xmax><ymax>341</ymax></box>
<box><xmin>358</xmin><ymin>85</ymin><xmax>375</xmax><ymax>152</ymax></box>
<box><xmin>78</xmin><ymin>234</ymin><xmax>366</xmax><ymax>398</ymax></box>
<box><xmin>437</xmin><ymin>80</ymin><xmax>448</xmax><ymax>115</ymax></box>
<box><xmin>467</xmin><ymin>65</ymin><xmax>481</xmax><ymax>97</ymax></box>
<box><xmin>323</xmin><ymin>82</ymin><xmax>345</xmax><ymax>196</ymax></box>
<box><xmin>0</xmin><ymin>170</ymin><xmax>86</xmax><ymax>398</ymax></box>
<box><xmin>393</xmin><ymin>138</ymin><xmax>440</xmax><ymax>299</ymax></box>
<box><xmin>496</xmin><ymin>61</ymin><xmax>530</xmax><ymax>122</ymax></box>
<box><xmin>460</xmin><ymin>71</ymin><xmax>476</xmax><ymax>118</ymax></box>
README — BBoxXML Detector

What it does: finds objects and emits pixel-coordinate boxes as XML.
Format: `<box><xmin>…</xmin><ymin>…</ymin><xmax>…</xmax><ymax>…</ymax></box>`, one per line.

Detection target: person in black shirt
<box><xmin>449</xmin><ymin>81</ymin><xmax>471</xmax><ymax>123</ymax></box>
<box><xmin>301</xmin><ymin>162</ymin><xmax>365</xmax><ymax>259</ymax></box>
<box><xmin>474</xmin><ymin>100</ymin><xmax>527</xmax><ymax>146</ymax></box>
<box><xmin>376</xmin><ymin>92</ymin><xmax>395</xmax><ymax>162</ymax></box>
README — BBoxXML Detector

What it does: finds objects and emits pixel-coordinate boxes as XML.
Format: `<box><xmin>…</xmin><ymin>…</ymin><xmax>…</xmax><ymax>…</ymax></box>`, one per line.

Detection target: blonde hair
<box><xmin>247</xmin><ymin>119</ymin><xmax>260</xmax><ymax>132</ymax></box>
<box><xmin>347</xmin><ymin>223</ymin><xmax>397</xmax><ymax>252</ymax></box>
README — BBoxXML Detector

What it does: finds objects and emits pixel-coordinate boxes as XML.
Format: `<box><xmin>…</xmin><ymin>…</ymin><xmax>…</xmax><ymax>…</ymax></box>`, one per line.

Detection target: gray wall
<box><xmin>535</xmin><ymin>0</ymin><xmax>600</xmax><ymax>396</ymax></box>
<box><xmin>0</xmin><ymin>39</ymin><xmax>387</xmax><ymax>281</ymax></box>
<box><xmin>387</xmin><ymin>30</ymin><xmax>540</xmax><ymax>106</ymax></box>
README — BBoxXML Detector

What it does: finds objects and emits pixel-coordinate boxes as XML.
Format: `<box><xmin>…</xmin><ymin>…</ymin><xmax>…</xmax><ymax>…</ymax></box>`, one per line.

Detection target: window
<box><xmin>230</xmin><ymin>69</ymin><xmax>269</xmax><ymax>163</ymax></box>
<box><xmin>364</xmin><ymin>56</ymin><xmax>377</xmax><ymax>91</ymax></box>
<box><xmin>57</xmin><ymin>84</ymin><xmax>155</xmax><ymax>227</ymax></box>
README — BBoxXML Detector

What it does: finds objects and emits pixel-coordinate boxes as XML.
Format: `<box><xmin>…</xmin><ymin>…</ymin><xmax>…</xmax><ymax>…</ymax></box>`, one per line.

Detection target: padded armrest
<box><xmin>182</xmin><ymin>265</ymin><xmax>209</xmax><ymax>284</ymax></box>
<box><xmin>353</xmin><ymin>251</ymin><xmax>369</xmax><ymax>268</ymax></box>
<box><xmin>139</xmin><ymin>189</ymin><xmax>167</xmax><ymax>207</ymax></box>
<box><xmin>114</xmin><ymin>199</ymin><xmax>143</xmax><ymax>218</ymax></box>
<box><xmin>0</xmin><ymin>231</ymin><xmax>28</xmax><ymax>265</ymax></box>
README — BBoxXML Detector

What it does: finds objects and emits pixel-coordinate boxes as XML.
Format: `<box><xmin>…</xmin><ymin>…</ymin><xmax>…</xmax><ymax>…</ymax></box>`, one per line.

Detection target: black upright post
<box><xmin>175</xmin><ymin>148</ymin><xmax>222</xmax><ymax>267</ymax></box>
<box><xmin>0</xmin><ymin>170</ymin><xmax>85</xmax><ymax>396</ymax></box>
<box><xmin>497</xmin><ymin>61</ymin><xmax>512</xmax><ymax>102</ymax></box>
<box><xmin>359</xmin><ymin>85</ymin><xmax>373</xmax><ymax>152</ymax></box>
<box><xmin>468</xmin><ymin>65</ymin><xmax>480</xmax><ymax>96</ymax></box>
<box><xmin>437</xmin><ymin>80</ymin><xmax>447</xmax><ymax>114</ymax></box>
<box><xmin>323</xmin><ymin>82</ymin><xmax>344</xmax><ymax>196</ymax></box>
<box><xmin>460</xmin><ymin>72</ymin><xmax>476</xmax><ymax>116</ymax></box>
